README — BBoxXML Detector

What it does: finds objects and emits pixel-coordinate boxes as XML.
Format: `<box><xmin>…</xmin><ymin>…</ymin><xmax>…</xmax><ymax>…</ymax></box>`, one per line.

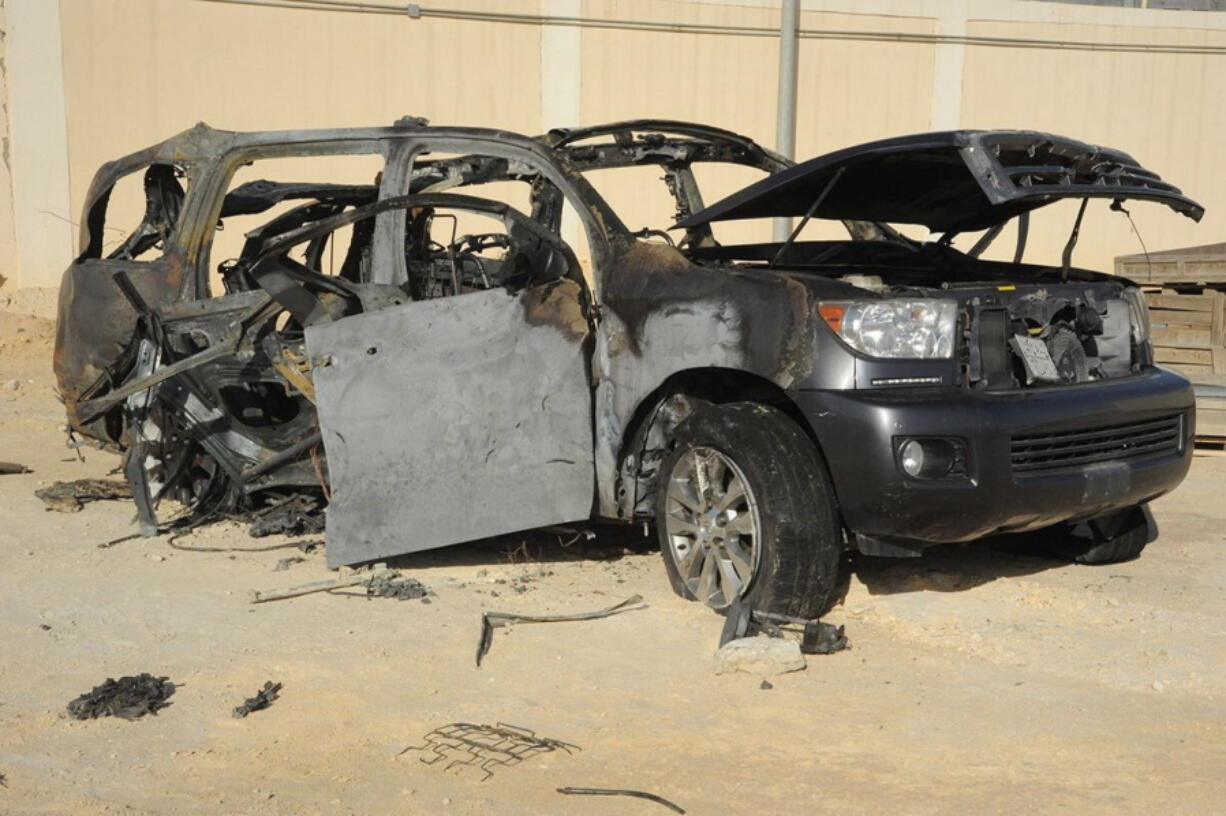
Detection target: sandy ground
<box><xmin>1</xmin><ymin>305</ymin><xmax>1223</xmax><ymax>815</ymax></box>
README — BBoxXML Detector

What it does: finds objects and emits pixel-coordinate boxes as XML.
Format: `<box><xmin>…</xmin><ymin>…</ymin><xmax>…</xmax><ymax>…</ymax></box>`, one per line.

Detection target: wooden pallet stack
<box><xmin>1116</xmin><ymin>243</ymin><xmax>1226</xmax><ymax>448</ymax></box>
<box><xmin>1142</xmin><ymin>289</ymin><xmax>1226</xmax><ymax>378</ymax></box>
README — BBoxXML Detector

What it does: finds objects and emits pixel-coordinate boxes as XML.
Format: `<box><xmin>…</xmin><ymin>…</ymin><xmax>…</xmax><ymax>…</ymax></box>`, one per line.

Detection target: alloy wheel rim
<box><xmin>663</xmin><ymin>446</ymin><xmax>762</xmax><ymax>609</ymax></box>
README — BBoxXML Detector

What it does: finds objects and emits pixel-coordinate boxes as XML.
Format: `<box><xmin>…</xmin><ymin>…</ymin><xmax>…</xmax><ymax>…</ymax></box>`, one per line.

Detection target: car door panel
<box><xmin>306</xmin><ymin>278</ymin><xmax>594</xmax><ymax>566</ymax></box>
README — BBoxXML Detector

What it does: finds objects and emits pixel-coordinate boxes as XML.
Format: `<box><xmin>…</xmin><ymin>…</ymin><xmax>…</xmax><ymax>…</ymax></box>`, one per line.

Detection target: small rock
<box><xmin>1152</xmin><ymin>680</ymin><xmax>1166</xmax><ymax>691</ymax></box>
<box><xmin>760</xmin><ymin>680</ymin><xmax>773</xmax><ymax>690</ymax></box>
<box><xmin>3</xmin><ymin>379</ymin><xmax>18</xmax><ymax>391</ymax></box>
<box><xmin>714</xmin><ymin>636</ymin><xmax>806</xmax><ymax>676</ymax></box>
<box><xmin>147</xmin><ymin>554</ymin><xmax>165</xmax><ymax>562</ymax></box>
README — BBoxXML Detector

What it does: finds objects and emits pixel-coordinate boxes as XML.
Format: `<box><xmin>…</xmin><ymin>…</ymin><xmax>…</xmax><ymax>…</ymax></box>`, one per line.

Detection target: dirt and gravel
<box><xmin>1</xmin><ymin>304</ymin><xmax>1223</xmax><ymax>814</ymax></box>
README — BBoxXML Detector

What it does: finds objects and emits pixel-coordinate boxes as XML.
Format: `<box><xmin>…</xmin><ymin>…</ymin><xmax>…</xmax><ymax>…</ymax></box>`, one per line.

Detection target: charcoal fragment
<box><xmin>67</xmin><ymin>674</ymin><xmax>174</xmax><ymax>720</ymax></box>
<box><xmin>233</xmin><ymin>681</ymin><xmax>282</xmax><ymax>719</ymax></box>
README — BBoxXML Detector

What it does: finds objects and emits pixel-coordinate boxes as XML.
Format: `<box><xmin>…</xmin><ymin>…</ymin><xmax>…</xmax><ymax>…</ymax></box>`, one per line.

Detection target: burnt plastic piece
<box><xmin>67</xmin><ymin>674</ymin><xmax>175</xmax><ymax>720</ymax></box>
<box><xmin>801</xmin><ymin>622</ymin><xmax>849</xmax><ymax>655</ymax></box>
<box><xmin>233</xmin><ymin>681</ymin><xmax>282</xmax><ymax>719</ymax></box>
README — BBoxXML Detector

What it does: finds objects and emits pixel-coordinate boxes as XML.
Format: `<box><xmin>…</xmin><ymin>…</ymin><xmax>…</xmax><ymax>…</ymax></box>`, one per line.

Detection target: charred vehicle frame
<box><xmin>56</xmin><ymin>119</ymin><xmax>1201</xmax><ymax>617</ymax></box>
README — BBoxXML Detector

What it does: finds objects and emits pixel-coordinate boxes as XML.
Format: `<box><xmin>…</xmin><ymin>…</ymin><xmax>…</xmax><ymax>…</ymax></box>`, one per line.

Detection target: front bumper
<box><xmin>792</xmin><ymin>367</ymin><xmax>1195</xmax><ymax>544</ymax></box>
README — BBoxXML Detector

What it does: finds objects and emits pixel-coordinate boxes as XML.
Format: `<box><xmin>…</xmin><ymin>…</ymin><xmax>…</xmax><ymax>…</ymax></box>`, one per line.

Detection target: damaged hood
<box><xmin>676</xmin><ymin>130</ymin><xmax>1204</xmax><ymax>233</ymax></box>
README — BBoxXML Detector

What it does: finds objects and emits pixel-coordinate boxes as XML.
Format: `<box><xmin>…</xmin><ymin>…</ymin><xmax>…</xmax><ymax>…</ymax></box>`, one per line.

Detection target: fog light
<box><xmin>897</xmin><ymin>437</ymin><xmax>961</xmax><ymax>479</ymax></box>
<box><xmin>900</xmin><ymin>439</ymin><xmax>925</xmax><ymax>477</ymax></box>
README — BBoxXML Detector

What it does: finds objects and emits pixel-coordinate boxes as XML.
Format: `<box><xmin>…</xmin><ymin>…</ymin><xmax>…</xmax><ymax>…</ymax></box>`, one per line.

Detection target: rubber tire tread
<box><xmin>656</xmin><ymin>402</ymin><xmax>842</xmax><ymax>619</ymax></box>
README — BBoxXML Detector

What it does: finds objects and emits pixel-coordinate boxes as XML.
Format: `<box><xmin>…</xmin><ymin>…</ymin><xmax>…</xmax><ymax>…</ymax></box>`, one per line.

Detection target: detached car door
<box><xmin>305</xmin><ymin>194</ymin><xmax>595</xmax><ymax>566</ymax></box>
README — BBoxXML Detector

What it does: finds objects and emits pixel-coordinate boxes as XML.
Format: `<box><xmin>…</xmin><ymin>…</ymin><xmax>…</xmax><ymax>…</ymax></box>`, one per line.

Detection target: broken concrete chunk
<box><xmin>713</xmin><ymin>636</ymin><xmax>806</xmax><ymax>676</ymax></box>
<box><xmin>35</xmin><ymin>479</ymin><xmax>131</xmax><ymax>512</ymax></box>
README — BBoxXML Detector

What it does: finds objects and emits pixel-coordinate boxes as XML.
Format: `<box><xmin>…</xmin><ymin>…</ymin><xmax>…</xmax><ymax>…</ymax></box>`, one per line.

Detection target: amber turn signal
<box><xmin>818</xmin><ymin>304</ymin><xmax>845</xmax><ymax>334</ymax></box>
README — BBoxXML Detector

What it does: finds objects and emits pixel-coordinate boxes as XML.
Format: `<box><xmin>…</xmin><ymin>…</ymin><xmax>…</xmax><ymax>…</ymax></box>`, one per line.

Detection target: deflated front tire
<box><xmin>656</xmin><ymin>402</ymin><xmax>843</xmax><ymax>619</ymax></box>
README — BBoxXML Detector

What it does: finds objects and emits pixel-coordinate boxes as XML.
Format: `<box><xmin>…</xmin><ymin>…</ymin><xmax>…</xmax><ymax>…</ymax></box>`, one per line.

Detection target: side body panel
<box><xmin>593</xmin><ymin>241</ymin><xmax>822</xmax><ymax>517</ymax></box>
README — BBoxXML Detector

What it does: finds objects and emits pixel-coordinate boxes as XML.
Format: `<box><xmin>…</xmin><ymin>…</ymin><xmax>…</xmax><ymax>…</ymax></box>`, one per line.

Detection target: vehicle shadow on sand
<box><xmin>380</xmin><ymin>522</ymin><xmax>655</xmax><ymax>572</ymax></box>
<box><xmin>844</xmin><ymin>533</ymin><xmax>1072</xmax><ymax>600</ymax></box>
<box><xmin>377</xmin><ymin>521</ymin><xmax>1076</xmax><ymax>611</ymax></box>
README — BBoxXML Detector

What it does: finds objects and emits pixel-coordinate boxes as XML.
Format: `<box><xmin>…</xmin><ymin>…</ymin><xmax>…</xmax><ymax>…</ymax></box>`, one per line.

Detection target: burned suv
<box><xmin>56</xmin><ymin>120</ymin><xmax>1199</xmax><ymax>619</ymax></box>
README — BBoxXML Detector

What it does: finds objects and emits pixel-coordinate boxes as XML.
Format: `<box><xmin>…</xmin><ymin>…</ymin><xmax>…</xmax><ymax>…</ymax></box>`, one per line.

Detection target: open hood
<box><xmin>675</xmin><ymin>130</ymin><xmax>1203</xmax><ymax>234</ymax></box>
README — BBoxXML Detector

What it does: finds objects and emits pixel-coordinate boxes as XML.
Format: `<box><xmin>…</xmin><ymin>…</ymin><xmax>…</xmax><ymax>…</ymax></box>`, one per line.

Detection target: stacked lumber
<box><xmin>1141</xmin><ymin>289</ymin><xmax>1226</xmax><ymax>445</ymax></box>
<box><xmin>1116</xmin><ymin>244</ymin><xmax>1226</xmax><ymax>447</ymax></box>
<box><xmin>1143</xmin><ymin>288</ymin><xmax>1226</xmax><ymax>378</ymax></box>
<box><xmin>1116</xmin><ymin>241</ymin><xmax>1226</xmax><ymax>285</ymax></box>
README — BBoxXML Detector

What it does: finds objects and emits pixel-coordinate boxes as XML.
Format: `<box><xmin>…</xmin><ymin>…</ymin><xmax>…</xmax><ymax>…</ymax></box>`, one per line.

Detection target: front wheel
<box><xmin>655</xmin><ymin>402</ymin><xmax>843</xmax><ymax>619</ymax></box>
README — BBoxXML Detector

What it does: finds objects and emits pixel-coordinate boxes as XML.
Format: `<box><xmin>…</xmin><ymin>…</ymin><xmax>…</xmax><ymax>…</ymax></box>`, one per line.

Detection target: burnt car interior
<box><xmin>74</xmin><ymin>139</ymin><xmax>597</xmax><ymax>540</ymax></box>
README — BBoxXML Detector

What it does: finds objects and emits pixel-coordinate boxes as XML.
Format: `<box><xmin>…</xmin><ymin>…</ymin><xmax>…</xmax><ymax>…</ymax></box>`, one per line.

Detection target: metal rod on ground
<box><xmin>773</xmin><ymin>0</ymin><xmax>800</xmax><ymax>244</ymax></box>
<box><xmin>250</xmin><ymin>569</ymin><xmax>394</xmax><ymax>603</ymax></box>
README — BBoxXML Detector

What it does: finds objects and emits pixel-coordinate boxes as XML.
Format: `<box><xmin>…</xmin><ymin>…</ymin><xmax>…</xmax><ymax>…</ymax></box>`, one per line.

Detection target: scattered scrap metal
<box><xmin>233</xmin><ymin>681</ymin><xmax>282</xmax><ymax>719</ymax></box>
<box><xmin>66</xmin><ymin>673</ymin><xmax>174</xmax><ymax>720</ymax></box>
<box><xmin>250</xmin><ymin>567</ymin><xmax>428</xmax><ymax>603</ymax></box>
<box><xmin>400</xmin><ymin>722</ymin><xmax>578</xmax><ymax>782</ymax></box>
<box><xmin>35</xmin><ymin>479</ymin><xmax>130</xmax><ymax>513</ymax></box>
<box><xmin>558</xmin><ymin>787</ymin><xmax>685</xmax><ymax>814</ymax></box>
<box><xmin>250</xmin><ymin>568</ymin><xmax>392</xmax><ymax>603</ymax></box>
<box><xmin>0</xmin><ymin>461</ymin><xmax>30</xmax><ymax>475</ymax></box>
<box><xmin>247</xmin><ymin>495</ymin><xmax>325</xmax><ymax>539</ymax></box>
<box><xmin>720</xmin><ymin>597</ymin><xmax>849</xmax><ymax>656</ymax></box>
<box><xmin>476</xmin><ymin>595</ymin><xmax>646</xmax><ymax>667</ymax></box>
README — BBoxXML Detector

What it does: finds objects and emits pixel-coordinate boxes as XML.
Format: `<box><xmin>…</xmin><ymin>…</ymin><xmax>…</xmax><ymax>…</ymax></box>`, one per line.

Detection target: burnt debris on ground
<box><xmin>232</xmin><ymin>681</ymin><xmax>282</xmax><ymax>719</ymax></box>
<box><xmin>400</xmin><ymin>723</ymin><xmax>579</xmax><ymax>782</ymax></box>
<box><xmin>363</xmin><ymin>572</ymin><xmax>430</xmax><ymax>601</ymax></box>
<box><xmin>35</xmin><ymin>479</ymin><xmax>131</xmax><ymax>513</ymax></box>
<box><xmin>247</xmin><ymin>495</ymin><xmax>326</xmax><ymax>539</ymax></box>
<box><xmin>66</xmin><ymin>674</ymin><xmax>175</xmax><ymax>720</ymax></box>
<box><xmin>476</xmin><ymin>595</ymin><xmax>646</xmax><ymax>667</ymax></box>
<box><xmin>249</xmin><ymin>567</ymin><xmax>428</xmax><ymax>604</ymax></box>
<box><xmin>719</xmin><ymin>597</ymin><xmax>850</xmax><ymax>656</ymax></box>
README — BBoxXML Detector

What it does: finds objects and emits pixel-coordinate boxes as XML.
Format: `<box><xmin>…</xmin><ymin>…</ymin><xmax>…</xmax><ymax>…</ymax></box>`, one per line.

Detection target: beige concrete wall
<box><xmin>960</xmin><ymin>12</ymin><xmax>1226</xmax><ymax>271</ymax></box>
<box><xmin>3</xmin><ymin>0</ymin><xmax>72</xmax><ymax>292</ymax></box>
<box><xmin>0</xmin><ymin>0</ymin><xmax>18</xmax><ymax>292</ymax></box>
<box><xmin>2</xmin><ymin>0</ymin><xmax>1226</xmax><ymax>290</ymax></box>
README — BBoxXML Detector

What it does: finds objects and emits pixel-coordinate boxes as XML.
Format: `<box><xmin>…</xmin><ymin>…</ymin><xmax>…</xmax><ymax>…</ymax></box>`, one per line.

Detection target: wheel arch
<box><xmin>613</xmin><ymin>366</ymin><xmax>831</xmax><ymax>520</ymax></box>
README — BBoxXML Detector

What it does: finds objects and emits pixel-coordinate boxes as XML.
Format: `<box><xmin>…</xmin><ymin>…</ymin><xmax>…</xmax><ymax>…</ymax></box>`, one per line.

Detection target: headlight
<box><xmin>1121</xmin><ymin>287</ymin><xmax>1151</xmax><ymax>344</ymax></box>
<box><xmin>819</xmin><ymin>299</ymin><xmax>958</xmax><ymax>359</ymax></box>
